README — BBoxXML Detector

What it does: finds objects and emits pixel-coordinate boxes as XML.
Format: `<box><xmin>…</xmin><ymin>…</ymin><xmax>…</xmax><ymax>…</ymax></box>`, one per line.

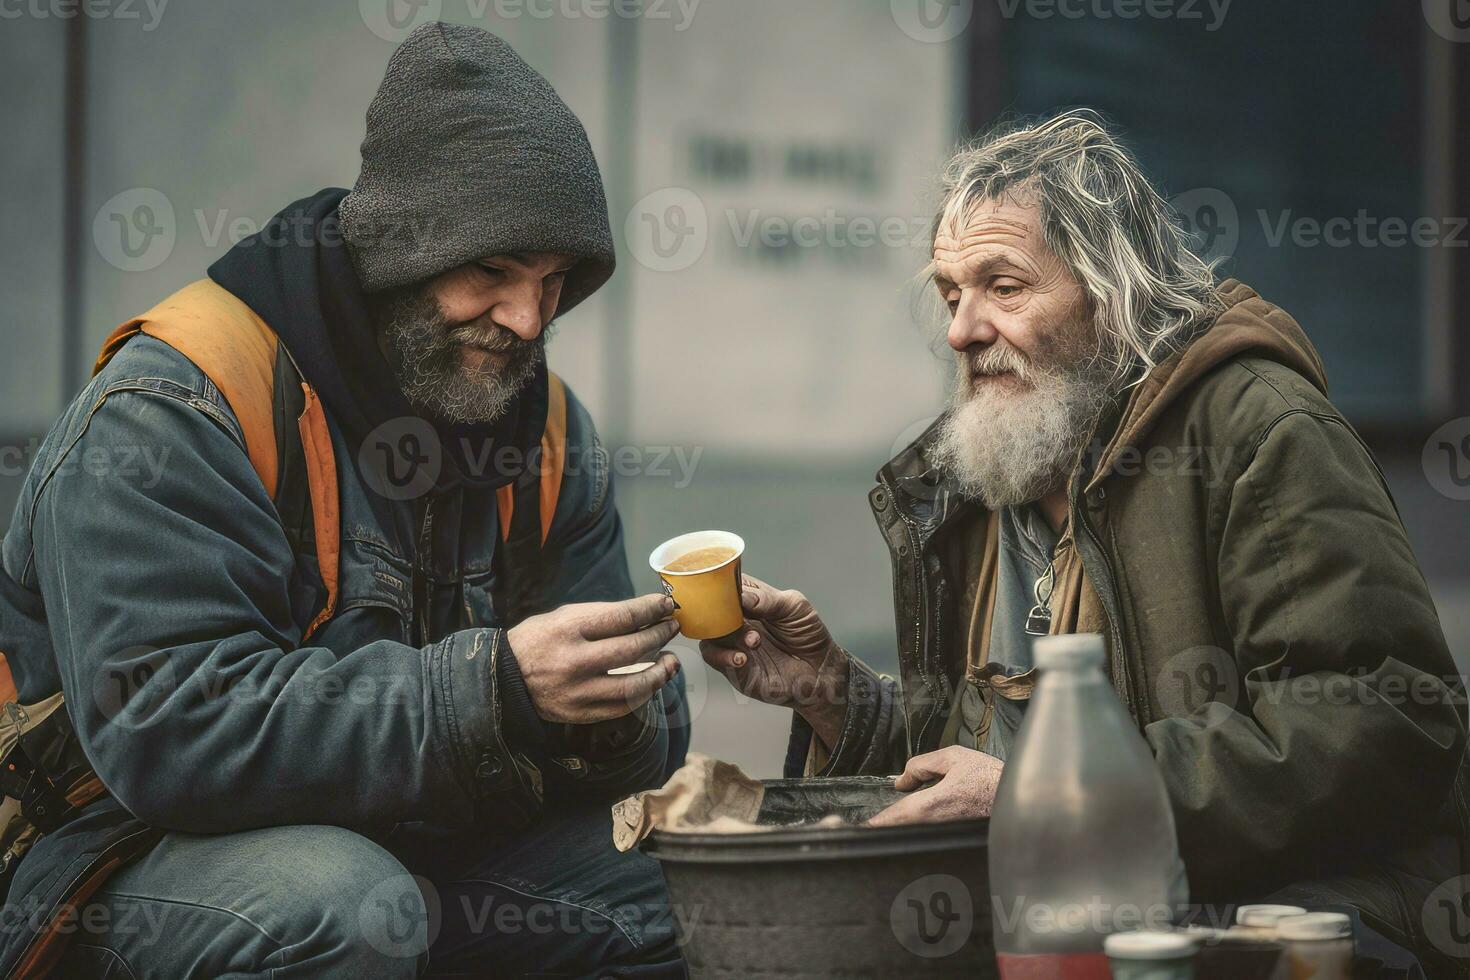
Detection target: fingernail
<box><xmin>662</xmin><ymin>596</ymin><xmax>676</xmax><ymax>612</ymax></box>
<box><xmin>745</xmin><ymin>631</ymin><xmax>759</xmax><ymax>648</ymax></box>
<box><xmin>733</xmin><ymin>653</ymin><xmax>747</xmax><ymax>668</ymax></box>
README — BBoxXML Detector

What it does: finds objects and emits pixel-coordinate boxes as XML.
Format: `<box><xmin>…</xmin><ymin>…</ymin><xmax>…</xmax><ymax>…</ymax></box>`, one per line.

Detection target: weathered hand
<box><xmin>868</xmin><ymin>747</ymin><xmax>1005</xmax><ymax>827</ymax></box>
<box><xmin>507</xmin><ymin>594</ymin><xmax>681</xmax><ymax>725</ymax></box>
<box><xmin>698</xmin><ymin>575</ymin><xmax>849</xmax><ymax>748</ymax></box>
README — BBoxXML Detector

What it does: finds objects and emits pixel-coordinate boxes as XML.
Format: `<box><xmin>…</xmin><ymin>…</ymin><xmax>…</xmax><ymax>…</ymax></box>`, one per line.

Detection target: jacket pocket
<box><xmin>320</xmin><ymin>539</ymin><xmax>413</xmax><ymax>647</ymax></box>
<box><xmin>460</xmin><ymin>568</ymin><xmax>501</xmax><ymax>629</ymax></box>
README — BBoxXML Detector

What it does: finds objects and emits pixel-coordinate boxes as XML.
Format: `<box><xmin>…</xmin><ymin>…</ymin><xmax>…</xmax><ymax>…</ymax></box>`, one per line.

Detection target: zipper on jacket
<box><xmin>908</xmin><ymin>519</ymin><xmax>938</xmax><ymax>750</ymax></box>
<box><xmin>878</xmin><ymin>470</ymin><xmax>943</xmax><ymax>752</ymax></box>
<box><xmin>414</xmin><ymin>497</ymin><xmax>437</xmax><ymax>646</ymax></box>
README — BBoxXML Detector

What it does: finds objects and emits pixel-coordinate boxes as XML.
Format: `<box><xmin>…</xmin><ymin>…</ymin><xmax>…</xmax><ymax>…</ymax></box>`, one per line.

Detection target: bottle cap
<box><xmin>1275</xmin><ymin>912</ymin><xmax>1351</xmax><ymax>941</ymax></box>
<box><xmin>1236</xmin><ymin>904</ymin><xmax>1308</xmax><ymax>927</ymax></box>
<box><xmin>1104</xmin><ymin>931</ymin><xmax>1197</xmax><ymax>960</ymax></box>
<box><xmin>1034</xmin><ymin>633</ymin><xmax>1106</xmax><ymax>671</ymax></box>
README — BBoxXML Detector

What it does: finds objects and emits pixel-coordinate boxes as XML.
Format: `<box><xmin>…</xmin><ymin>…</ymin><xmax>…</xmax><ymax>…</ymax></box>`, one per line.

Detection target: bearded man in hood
<box><xmin>0</xmin><ymin>23</ymin><xmax>689</xmax><ymax>979</ymax></box>
<box><xmin>704</xmin><ymin>111</ymin><xmax>1470</xmax><ymax>975</ymax></box>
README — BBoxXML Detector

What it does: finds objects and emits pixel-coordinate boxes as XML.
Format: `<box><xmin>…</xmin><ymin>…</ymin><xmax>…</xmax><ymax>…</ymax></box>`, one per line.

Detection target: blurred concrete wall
<box><xmin>0</xmin><ymin>15</ymin><xmax>65</xmax><ymax>437</ymax></box>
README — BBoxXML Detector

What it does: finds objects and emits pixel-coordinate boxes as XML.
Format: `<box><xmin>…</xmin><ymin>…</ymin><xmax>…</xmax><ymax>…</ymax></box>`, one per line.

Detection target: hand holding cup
<box><xmin>697</xmin><ymin>573</ymin><xmax>850</xmax><ymax>749</ymax></box>
<box><xmin>506</xmin><ymin>594</ymin><xmax>682</xmax><ymax>724</ymax></box>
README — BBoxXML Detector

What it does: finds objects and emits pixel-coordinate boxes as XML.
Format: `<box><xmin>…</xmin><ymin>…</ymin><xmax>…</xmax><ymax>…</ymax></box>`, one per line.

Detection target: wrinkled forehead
<box><xmin>932</xmin><ymin>190</ymin><xmax>1054</xmax><ymax>275</ymax></box>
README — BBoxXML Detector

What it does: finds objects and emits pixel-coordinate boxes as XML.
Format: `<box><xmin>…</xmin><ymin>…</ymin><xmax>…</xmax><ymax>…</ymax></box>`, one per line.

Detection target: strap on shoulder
<box><xmin>538</xmin><ymin>372</ymin><xmax>569</xmax><ymax>547</ymax></box>
<box><xmin>495</xmin><ymin>371</ymin><xmax>569</xmax><ymax>547</ymax></box>
<box><xmin>94</xmin><ymin>280</ymin><xmax>339</xmax><ymax>643</ymax></box>
<box><xmin>95</xmin><ymin>280</ymin><xmax>283</xmax><ymax>498</ymax></box>
<box><xmin>297</xmin><ymin>387</ymin><xmax>340</xmax><ymax>641</ymax></box>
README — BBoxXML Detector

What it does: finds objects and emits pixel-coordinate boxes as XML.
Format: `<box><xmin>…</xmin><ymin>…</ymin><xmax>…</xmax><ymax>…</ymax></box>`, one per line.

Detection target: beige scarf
<box><xmin>941</xmin><ymin>509</ymin><xmax>1108</xmax><ymax>749</ymax></box>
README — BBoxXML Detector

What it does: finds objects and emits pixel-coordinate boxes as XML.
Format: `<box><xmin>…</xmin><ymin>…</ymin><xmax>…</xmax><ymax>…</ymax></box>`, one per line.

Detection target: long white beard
<box><xmin>932</xmin><ymin>343</ymin><xmax>1113</xmax><ymax>510</ymax></box>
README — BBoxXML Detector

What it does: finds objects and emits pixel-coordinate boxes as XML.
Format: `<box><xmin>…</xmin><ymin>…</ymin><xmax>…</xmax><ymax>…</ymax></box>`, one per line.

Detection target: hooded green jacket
<box><xmin>790</xmin><ymin>280</ymin><xmax>1469</xmax><ymax>969</ymax></box>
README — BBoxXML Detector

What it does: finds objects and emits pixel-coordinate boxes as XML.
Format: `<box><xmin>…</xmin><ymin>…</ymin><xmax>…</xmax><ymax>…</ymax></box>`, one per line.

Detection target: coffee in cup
<box><xmin>648</xmin><ymin>531</ymin><xmax>746</xmax><ymax>640</ymax></box>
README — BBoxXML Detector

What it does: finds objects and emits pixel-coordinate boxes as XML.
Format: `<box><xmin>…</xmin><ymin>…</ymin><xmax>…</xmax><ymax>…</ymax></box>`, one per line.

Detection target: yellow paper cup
<box><xmin>648</xmin><ymin>531</ymin><xmax>746</xmax><ymax>640</ymax></box>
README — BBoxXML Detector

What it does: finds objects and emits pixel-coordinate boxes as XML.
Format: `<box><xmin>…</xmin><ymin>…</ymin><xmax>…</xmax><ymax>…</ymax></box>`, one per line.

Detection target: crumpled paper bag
<box><xmin>611</xmin><ymin>753</ymin><xmax>766</xmax><ymax>851</ymax></box>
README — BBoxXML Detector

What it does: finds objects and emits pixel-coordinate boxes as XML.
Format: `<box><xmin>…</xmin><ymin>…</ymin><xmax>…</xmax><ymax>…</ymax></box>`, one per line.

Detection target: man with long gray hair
<box><xmin>704</xmin><ymin>110</ymin><xmax>1469</xmax><ymax>973</ymax></box>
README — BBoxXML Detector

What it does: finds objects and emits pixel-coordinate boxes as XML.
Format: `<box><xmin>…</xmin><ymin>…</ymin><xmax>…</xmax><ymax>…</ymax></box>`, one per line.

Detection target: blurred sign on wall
<box><xmin>621</xmin><ymin>0</ymin><xmax>961</xmax><ymax>462</ymax></box>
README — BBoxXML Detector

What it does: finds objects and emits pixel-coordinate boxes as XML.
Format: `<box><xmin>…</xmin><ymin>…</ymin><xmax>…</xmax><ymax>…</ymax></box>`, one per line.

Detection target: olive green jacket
<box><xmin>791</xmin><ymin>280</ymin><xmax>1469</xmax><ymax>966</ymax></box>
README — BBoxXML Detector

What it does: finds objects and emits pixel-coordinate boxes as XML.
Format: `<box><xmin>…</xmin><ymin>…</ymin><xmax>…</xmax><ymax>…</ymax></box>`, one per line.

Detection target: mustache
<box><xmin>446</xmin><ymin>321</ymin><xmax>535</xmax><ymax>354</ymax></box>
<box><xmin>961</xmin><ymin>344</ymin><xmax>1033</xmax><ymax>386</ymax></box>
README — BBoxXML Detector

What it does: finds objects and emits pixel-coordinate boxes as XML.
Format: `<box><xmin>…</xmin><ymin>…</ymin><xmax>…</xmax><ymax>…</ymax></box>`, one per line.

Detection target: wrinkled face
<box><xmin>930</xmin><ymin>194</ymin><xmax>1115</xmax><ymax>508</ymax></box>
<box><xmin>377</xmin><ymin>252</ymin><xmax>575</xmax><ymax>424</ymax></box>
<box><xmin>933</xmin><ymin>194</ymin><xmax>1095</xmax><ymax>388</ymax></box>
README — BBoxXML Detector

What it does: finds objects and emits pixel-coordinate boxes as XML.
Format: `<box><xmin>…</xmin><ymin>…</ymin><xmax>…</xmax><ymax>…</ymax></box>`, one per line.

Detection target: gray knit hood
<box><xmin>339</xmin><ymin>22</ymin><xmax>615</xmax><ymax>314</ymax></box>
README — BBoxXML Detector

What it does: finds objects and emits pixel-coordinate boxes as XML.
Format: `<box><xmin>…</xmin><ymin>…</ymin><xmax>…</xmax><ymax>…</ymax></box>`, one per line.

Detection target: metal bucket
<box><xmin>642</xmin><ymin>777</ymin><xmax>993</xmax><ymax>978</ymax></box>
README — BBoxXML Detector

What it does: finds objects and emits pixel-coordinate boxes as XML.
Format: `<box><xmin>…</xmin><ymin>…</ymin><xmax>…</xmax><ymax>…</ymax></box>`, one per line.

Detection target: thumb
<box><xmin>743</xmin><ymin>579</ymin><xmax>807</xmax><ymax>624</ymax></box>
<box><xmin>868</xmin><ymin>787</ymin><xmax>935</xmax><ymax>828</ymax></box>
<box><xmin>893</xmin><ymin>747</ymin><xmax>965</xmax><ymax>791</ymax></box>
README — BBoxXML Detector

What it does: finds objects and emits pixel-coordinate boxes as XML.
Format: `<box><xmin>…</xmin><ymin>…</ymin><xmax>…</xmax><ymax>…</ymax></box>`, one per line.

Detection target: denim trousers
<box><xmin>50</xmin><ymin>802</ymin><xmax>684</xmax><ymax>979</ymax></box>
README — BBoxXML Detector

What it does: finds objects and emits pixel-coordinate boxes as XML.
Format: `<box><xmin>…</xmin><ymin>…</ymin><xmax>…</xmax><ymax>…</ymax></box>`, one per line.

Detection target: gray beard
<box><xmin>932</xmin><ymin>343</ymin><xmax>1115</xmax><ymax>511</ymax></box>
<box><xmin>375</xmin><ymin>285</ymin><xmax>545</xmax><ymax>425</ymax></box>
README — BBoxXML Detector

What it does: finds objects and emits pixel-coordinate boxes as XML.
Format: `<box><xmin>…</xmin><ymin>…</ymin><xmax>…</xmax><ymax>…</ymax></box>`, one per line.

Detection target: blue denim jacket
<box><xmin>0</xmin><ymin>332</ymin><xmax>686</xmax><ymax>970</ymax></box>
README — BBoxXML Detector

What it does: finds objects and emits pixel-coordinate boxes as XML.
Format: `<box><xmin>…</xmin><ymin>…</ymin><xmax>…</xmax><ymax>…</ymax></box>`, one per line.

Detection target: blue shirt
<box><xmin>951</xmin><ymin>504</ymin><xmax>1056</xmax><ymax>760</ymax></box>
